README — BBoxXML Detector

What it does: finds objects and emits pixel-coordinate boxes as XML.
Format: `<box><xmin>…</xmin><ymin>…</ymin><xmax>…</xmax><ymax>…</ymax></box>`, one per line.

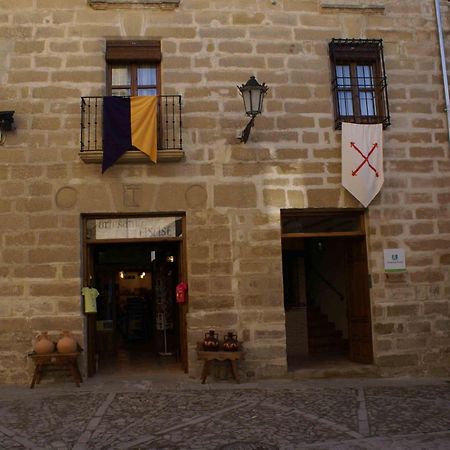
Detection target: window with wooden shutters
<box><xmin>106</xmin><ymin>40</ymin><xmax>161</xmax><ymax>96</ymax></box>
<box><xmin>329</xmin><ymin>39</ymin><xmax>390</xmax><ymax>129</ymax></box>
<box><xmin>80</xmin><ymin>39</ymin><xmax>183</xmax><ymax>163</ymax></box>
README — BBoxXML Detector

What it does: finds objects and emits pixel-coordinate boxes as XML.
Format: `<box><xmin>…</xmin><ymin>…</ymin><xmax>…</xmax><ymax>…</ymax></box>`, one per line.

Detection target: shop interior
<box><xmin>91</xmin><ymin>242</ymin><xmax>181</xmax><ymax>374</ymax></box>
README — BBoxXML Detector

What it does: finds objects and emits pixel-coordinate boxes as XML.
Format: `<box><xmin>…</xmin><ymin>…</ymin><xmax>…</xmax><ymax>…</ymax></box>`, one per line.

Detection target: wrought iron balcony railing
<box><xmin>80</xmin><ymin>95</ymin><xmax>183</xmax><ymax>162</ymax></box>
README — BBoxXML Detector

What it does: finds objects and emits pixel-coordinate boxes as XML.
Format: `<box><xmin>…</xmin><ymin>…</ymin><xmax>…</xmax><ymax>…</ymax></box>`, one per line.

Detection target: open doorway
<box><xmin>82</xmin><ymin>214</ymin><xmax>187</xmax><ymax>378</ymax></box>
<box><xmin>92</xmin><ymin>242</ymin><xmax>181</xmax><ymax>375</ymax></box>
<box><xmin>281</xmin><ymin>209</ymin><xmax>373</xmax><ymax>371</ymax></box>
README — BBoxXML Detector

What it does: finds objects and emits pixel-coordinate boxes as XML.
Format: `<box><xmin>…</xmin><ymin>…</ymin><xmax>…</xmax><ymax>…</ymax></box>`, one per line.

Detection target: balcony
<box><xmin>79</xmin><ymin>95</ymin><xmax>183</xmax><ymax>164</ymax></box>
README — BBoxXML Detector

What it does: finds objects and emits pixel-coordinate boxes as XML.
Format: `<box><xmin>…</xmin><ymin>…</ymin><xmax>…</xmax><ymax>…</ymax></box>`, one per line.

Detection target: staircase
<box><xmin>307</xmin><ymin>305</ymin><xmax>348</xmax><ymax>356</ymax></box>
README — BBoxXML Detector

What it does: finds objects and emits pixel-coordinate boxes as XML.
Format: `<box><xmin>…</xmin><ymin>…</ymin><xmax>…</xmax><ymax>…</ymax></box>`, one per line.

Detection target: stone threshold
<box><xmin>289</xmin><ymin>362</ymin><xmax>381</xmax><ymax>380</ymax></box>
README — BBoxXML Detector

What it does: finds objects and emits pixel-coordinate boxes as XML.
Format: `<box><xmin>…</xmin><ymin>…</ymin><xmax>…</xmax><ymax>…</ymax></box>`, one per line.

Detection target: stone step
<box><xmin>309</xmin><ymin>342</ymin><xmax>348</xmax><ymax>353</ymax></box>
<box><xmin>308</xmin><ymin>333</ymin><xmax>344</xmax><ymax>346</ymax></box>
<box><xmin>308</xmin><ymin>326</ymin><xmax>342</xmax><ymax>338</ymax></box>
<box><xmin>291</xmin><ymin>362</ymin><xmax>380</xmax><ymax>379</ymax></box>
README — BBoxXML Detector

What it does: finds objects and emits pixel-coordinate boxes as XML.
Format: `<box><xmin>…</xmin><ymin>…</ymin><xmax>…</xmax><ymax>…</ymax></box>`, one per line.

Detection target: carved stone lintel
<box><xmin>320</xmin><ymin>1</ymin><xmax>385</xmax><ymax>11</ymax></box>
<box><xmin>88</xmin><ymin>0</ymin><xmax>180</xmax><ymax>10</ymax></box>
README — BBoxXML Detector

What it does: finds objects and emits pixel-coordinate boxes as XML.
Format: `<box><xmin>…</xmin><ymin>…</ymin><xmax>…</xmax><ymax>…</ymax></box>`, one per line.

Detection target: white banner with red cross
<box><xmin>341</xmin><ymin>122</ymin><xmax>384</xmax><ymax>207</ymax></box>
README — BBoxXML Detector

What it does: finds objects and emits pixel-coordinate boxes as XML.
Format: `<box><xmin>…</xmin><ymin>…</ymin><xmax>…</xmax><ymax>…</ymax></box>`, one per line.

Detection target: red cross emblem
<box><xmin>350</xmin><ymin>141</ymin><xmax>379</xmax><ymax>177</ymax></box>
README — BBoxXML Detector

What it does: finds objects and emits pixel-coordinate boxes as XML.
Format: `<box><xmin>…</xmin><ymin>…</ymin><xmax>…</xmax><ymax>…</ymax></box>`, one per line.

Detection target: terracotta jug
<box><xmin>222</xmin><ymin>332</ymin><xmax>239</xmax><ymax>352</ymax></box>
<box><xmin>56</xmin><ymin>330</ymin><xmax>77</xmax><ymax>353</ymax></box>
<box><xmin>203</xmin><ymin>330</ymin><xmax>219</xmax><ymax>351</ymax></box>
<box><xmin>34</xmin><ymin>332</ymin><xmax>55</xmax><ymax>354</ymax></box>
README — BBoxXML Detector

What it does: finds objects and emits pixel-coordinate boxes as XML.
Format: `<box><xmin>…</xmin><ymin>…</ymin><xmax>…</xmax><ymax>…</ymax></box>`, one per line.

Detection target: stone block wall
<box><xmin>0</xmin><ymin>0</ymin><xmax>449</xmax><ymax>383</ymax></box>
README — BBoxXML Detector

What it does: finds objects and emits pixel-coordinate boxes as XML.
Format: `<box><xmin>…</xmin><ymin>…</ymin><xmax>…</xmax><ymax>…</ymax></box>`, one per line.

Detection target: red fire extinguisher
<box><xmin>176</xmin><ymin>282</ymin><xmax>188</xmax><ymax>303</ymax></box>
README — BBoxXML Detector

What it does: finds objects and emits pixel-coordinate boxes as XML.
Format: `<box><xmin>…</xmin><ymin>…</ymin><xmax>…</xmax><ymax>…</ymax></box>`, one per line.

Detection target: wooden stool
<box><xmin>28</xmin><ymin>349</ymin><xmax>83</xmax><ymax>389</ymax></box>
<box><xmin>197</xmin><ymin>343</ymin><xmax>244</xmax><ymax>384</ymax></box>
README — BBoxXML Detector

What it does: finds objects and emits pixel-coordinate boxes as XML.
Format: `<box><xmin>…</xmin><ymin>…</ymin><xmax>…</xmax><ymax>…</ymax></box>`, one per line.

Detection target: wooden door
<box><xmin>177</xmin><ymin>242</ymin><xmax>188</xmax><ymax>372</ymax></box>
<box><xmin>178</xmin><ymin>302</ymin><xmax>188</xmax><ymax>372</ymax></box>
<box><xmin>345</xmin><ymin>237</ymin><xmax>373</xmax><ymax>363</ymax></box>
<box><xmin>84</xmin><ymin>245</ymin><xmax>97</xmax><ymax>377</ymax></box>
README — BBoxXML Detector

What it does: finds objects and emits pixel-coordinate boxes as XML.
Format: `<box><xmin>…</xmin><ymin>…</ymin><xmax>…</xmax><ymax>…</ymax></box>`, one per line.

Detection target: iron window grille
<box><xmin>329</xmin><ymin>39</ymin><xmax>390</xmax><ymax>129</ymax></box>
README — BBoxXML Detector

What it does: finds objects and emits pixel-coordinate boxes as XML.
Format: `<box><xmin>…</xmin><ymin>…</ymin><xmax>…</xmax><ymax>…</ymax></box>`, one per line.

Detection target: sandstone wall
<box><xmin>0</xmin><ymin>0</ymin><xmax>449</xmax><ymax>383</ymax></box>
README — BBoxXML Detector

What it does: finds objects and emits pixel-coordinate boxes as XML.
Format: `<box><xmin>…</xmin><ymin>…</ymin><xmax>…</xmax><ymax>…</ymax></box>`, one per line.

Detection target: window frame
<box><xmin>329</xmin><ymin>39</ymin><xmax>390</xmax><ymax>130</ymax></box>
<box><xmin>105</xmin><ymin>40</ymin><xmax>161</xmax><ymax>96</ymax></box>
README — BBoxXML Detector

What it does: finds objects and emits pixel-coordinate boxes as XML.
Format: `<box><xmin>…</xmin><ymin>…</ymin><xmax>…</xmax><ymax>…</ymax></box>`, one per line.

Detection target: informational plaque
<box><xmin>88</xmin><ymin>217</ymin><xmax>180</xmax><ymax>240</ymax></box>
<box><xmin>383</xmin><ymin>249</ymin><xmax>406</xmax><ymax>273</ymax></box>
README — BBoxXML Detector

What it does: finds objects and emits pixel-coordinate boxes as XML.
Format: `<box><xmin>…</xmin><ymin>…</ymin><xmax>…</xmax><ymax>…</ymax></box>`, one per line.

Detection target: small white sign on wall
<box><xmin>383</xmin><ymin>249</ymin><xmax>406</xmax><ymax>272</ymax></box>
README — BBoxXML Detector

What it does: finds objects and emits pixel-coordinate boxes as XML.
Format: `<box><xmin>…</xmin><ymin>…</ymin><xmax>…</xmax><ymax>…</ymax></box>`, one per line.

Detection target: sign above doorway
<box><xmin>86</xmin><ymin>216</ymin><xmax>182</xmax><ymax>240</ymax></box>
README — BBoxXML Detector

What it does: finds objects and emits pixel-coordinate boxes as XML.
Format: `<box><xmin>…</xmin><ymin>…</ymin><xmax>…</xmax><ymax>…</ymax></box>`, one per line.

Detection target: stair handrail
<box><xmin>309</xmin><ymin>265</ymin><xmax>344</xmax><ymax>302</ymax></box>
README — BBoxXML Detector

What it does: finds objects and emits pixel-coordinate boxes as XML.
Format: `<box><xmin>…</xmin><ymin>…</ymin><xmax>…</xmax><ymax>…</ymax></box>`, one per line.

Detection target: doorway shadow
<box><xmin>98</xmin><ymin>336</ymin><xmax>180</xmax><ymax>376</ymax></box>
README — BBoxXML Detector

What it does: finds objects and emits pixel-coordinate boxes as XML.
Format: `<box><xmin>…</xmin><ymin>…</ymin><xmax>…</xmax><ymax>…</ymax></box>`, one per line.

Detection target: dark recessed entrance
<box><xmin>82</xmin><ymin>214</ymin><xmax>187</xmax><ymax>378</ymax></box>
<box><xmin>281</xmin><ymin>209</ymin><xmax>373</xmax><ymax>371</ymax></box>
<box><xmin>93</xmin><ymin>242</ymin><xmax>180</xmax><ymax>374</ymax></box>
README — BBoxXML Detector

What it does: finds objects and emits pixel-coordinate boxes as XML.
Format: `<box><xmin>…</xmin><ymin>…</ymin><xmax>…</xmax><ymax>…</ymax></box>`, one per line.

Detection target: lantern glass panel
<box><xmin>242</xmin><ymin>90</ymin><xmax>252</xmax><ymax>115</ymax></box>
<box><xmin>250</xmin><ymin>89</ymin><xmax>261</xmax><ymax>115</ymax></box>
<box><xmin>242</xmin><ymin>88</ymin><xmax>263</xmax><ymax>116</ymax></box>
<box><xmin>257</xmin><ymin>90</ymin><xmax>265</xmax><ymax>114</ymax></box>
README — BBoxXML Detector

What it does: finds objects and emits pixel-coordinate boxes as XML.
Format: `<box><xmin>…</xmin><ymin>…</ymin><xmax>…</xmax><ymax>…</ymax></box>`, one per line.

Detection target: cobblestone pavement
<box><xmin>0</xmin><ymin>375</ymin><xmax>449</xmax><ymax>450</ymax></box>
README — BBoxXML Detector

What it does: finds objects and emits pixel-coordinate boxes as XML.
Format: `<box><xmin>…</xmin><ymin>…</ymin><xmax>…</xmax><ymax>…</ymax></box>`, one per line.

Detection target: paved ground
<box><xmin>0</xmin><ymin>374</ymin><xmax>449</xmax><ymax>450</ymax></box>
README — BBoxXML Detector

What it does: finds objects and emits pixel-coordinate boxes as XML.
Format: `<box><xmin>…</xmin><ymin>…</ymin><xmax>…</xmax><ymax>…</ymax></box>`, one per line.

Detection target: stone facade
<box><xmin>0</xmin><ymin>0</ymin><xmax>449</xmax><ymax>383</ymax></box>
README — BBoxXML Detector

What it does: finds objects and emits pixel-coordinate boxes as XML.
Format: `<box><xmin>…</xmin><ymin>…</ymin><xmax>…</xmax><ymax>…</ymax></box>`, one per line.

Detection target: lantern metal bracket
<box><xmin>238</xmin><ymin>114</ymin><xmax>256</xmax><ymax>143</ymax></box>
<box><xmin>0</xmin><ymin>111</ymin><xmax>15</xmax><ymax>145</ymax></box>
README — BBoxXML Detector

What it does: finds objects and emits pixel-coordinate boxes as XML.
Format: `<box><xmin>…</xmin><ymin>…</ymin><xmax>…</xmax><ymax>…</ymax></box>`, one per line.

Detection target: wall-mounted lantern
<box><xmin>237</xmin><ymin>76</ymin><xmax>268</xmax><ymax>143</ymax></box>
<box><xmin>0</xmin><ymin>111</ymin><xmax>15</xmax><ymax>145</ymax></box>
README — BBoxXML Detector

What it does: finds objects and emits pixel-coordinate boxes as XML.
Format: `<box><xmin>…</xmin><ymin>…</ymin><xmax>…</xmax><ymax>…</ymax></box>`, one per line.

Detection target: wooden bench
<box><xmin>28</xmin><ymin>348</ymin><xmax>83</xmax><ymax>389</ymax></box>
<box><xmin>197</xmin><ymin>343</ymin><xmax>244</xmax><ymax>384</ymax></box>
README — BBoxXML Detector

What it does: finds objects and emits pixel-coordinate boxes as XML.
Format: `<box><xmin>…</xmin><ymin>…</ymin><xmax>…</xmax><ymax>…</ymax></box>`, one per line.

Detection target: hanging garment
<box><xmin>81</xmin><ymin>286</ymin><xmax>100</xmax><ymax>313</ymax></box>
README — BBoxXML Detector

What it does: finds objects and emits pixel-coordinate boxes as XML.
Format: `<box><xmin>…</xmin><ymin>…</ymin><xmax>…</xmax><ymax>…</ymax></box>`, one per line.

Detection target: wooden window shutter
<box><xmin>106</xmin><ymin>40</ymin><xmax>161</xmax><ymax>62</ymax></box>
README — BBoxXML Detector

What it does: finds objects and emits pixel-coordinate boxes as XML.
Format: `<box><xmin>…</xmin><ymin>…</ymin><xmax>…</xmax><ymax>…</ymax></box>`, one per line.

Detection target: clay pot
<box><xmin>34</xmin><ymin>332</ymin><xmax>55</xmax><ymax>354</ymax></box>
<box><xmin>56</xmin><ymin>330</ymin><xmax>77</xmax><ymax>353</ymax></box>
<box><xmin>222</xmin><ymin>332</ymin><xmax>239</xmax><ymax>352</ymax></box>
<box><xmin>203</xmin><ymin>330</ymin><xmax>219</xmax><ymax>351</ymax></box>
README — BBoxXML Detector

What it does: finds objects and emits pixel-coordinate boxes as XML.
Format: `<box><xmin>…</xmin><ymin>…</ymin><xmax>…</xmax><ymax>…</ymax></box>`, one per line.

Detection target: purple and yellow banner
<box><xmin>102</xmin><ymin>96</ymin><xmax>157</xmax><ymax>173</ymax></box>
